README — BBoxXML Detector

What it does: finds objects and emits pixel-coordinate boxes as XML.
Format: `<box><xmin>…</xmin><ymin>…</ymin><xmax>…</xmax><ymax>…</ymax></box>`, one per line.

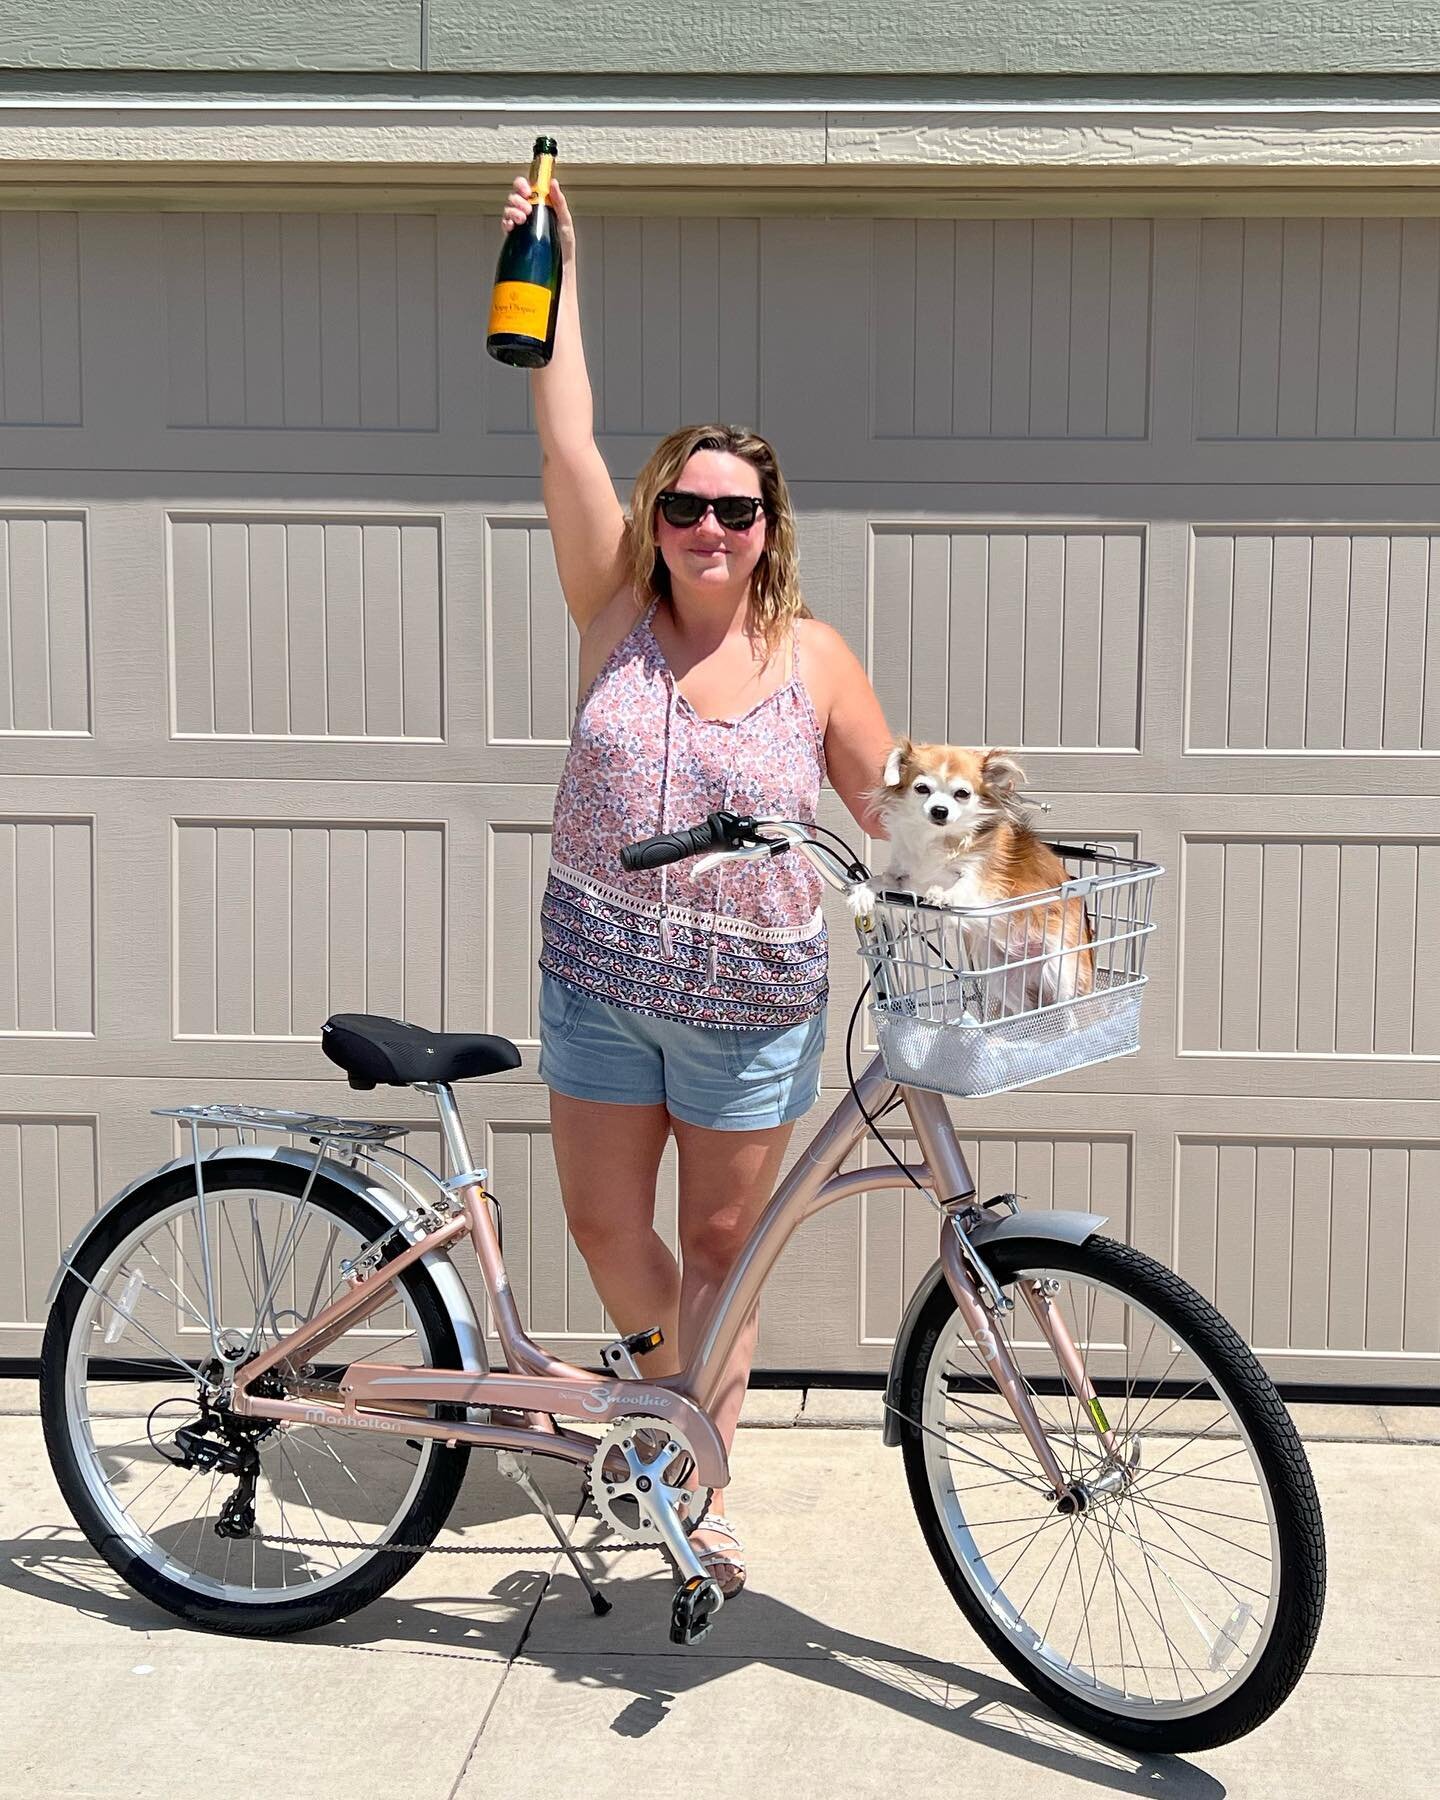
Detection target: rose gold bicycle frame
<box><xmin>232</xmin><ymin>1054</ymin><xmax>1103</xmax><ymax>1499</ymax></box>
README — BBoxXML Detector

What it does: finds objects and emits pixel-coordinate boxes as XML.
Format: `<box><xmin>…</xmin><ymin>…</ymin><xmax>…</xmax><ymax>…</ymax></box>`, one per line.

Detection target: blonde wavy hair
<box><xmin>622</xmin><ymin>424</ymin><xmax>809</xmax><ymax>656</ymax></box>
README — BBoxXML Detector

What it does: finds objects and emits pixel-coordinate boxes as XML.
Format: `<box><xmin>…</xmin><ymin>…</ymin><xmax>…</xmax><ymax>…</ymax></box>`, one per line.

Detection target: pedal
<box><xmin>669</xmin><ymin>1574</ymin><xmax>723</xmax><ymax>1646</ymax></box>
<box><xmin>600</xmin><ymin>1326</ymin><xmax>665</xmax><ymax>1380</ymax></box>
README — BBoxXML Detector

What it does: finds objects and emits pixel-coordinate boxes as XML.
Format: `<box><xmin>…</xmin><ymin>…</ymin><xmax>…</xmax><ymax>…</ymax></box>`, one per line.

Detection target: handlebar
<box><xmin>618</xmin><ymin>810</ymin><xmax>752</xmax><ymax>872</ymax></box>
<box><xmin>620</xmin><ymin>814</ymin><xmax>867</xmax><ymax>894</ymax></box>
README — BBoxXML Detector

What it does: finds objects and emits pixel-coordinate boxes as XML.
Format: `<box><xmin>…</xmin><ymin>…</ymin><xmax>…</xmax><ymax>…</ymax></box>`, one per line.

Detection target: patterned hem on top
<box><xmin>541</xmin><ymin>865</ymin><xmax>828</xmax><ymax>1030</ymax></box>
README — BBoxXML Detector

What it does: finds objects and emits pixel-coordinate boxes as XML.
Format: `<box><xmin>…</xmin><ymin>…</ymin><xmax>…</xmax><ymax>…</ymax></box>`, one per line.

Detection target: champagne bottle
<box><xmin>487</xmin><ymin>136</ymin><xmax>562</xmax><ymax>368</ymax></box>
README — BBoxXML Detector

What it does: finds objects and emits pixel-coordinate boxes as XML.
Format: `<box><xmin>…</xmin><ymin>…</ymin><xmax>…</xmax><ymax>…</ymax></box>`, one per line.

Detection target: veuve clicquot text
<box><xmin>487</xmin><ymin>136</ymin><xmax>562</xmax><ymax>368</ymax></box>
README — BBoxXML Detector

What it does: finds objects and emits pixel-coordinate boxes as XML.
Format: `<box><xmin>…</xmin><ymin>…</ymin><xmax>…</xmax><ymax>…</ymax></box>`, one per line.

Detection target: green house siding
<box><xmin>4</xmin><ymin>0</ymin><xmax>1439</xmax><ymax>75</ymax></box>
<box><xmin>3</xmin><ymin>1</ymin><xmax>419</xmax><ymax>72</ymax></box>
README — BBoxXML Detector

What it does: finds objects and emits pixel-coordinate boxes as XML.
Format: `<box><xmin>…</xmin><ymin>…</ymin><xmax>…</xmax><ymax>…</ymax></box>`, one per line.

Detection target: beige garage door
<box><xmin>1</xmin><ymin>208</ymin><xmax>1435</xmax><ymax>1386</ymax></box>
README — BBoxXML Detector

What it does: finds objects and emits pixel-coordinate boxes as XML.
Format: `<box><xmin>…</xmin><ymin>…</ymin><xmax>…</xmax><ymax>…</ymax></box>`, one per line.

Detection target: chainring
<box><xmin>585</xmin><ymin>1416</ymin><xmax>711</xmax><ymax>1545</ymax></box>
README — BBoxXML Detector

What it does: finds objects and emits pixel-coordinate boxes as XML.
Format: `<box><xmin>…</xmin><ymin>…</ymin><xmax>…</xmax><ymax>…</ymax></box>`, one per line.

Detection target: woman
<box><xmin>502</xmin><ymin>171</ymin><xmax>893</xmax><ymax>1595</ymax></box>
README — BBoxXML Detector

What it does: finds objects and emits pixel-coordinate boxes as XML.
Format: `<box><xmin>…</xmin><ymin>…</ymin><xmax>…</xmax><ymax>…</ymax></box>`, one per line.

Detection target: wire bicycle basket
<box><xmin>854</xmin><ymin>845</ymin><xmax>1162</xmax><ymax>1099</ymax></box>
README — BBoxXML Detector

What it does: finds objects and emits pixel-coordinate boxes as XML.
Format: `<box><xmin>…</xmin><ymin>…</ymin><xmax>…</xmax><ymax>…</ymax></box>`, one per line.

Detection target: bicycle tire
<box><xmin>41</xmin><ymin>1157</ymin><xmax>470</xmax><ymax>1637</ymax></box>
<box><xmin>898</xmin><ymin>1232</ymin><xmax>1326</xmax><ymax>1753</ymax></box>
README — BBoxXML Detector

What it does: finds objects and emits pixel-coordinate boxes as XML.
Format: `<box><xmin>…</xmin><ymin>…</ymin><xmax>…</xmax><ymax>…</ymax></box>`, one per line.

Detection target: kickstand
<box><xmin>495</xmin><ymin>1449</ymin><xmax>612</xmax><ymax>1616</ymax></box>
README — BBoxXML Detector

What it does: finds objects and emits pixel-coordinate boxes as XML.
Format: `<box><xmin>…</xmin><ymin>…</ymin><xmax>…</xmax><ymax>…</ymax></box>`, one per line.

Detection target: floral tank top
<box><xmin>540</xmin><ymin>601</ymin><xmax>829</xmax><ymax>1029</ymax></box>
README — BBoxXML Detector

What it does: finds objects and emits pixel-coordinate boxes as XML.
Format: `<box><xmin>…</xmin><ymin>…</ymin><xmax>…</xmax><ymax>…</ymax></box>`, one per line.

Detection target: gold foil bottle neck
<box><xmin>530</xmin><ymin>147</ymin><xmax>556</xmax><ymax>206</ymax></box>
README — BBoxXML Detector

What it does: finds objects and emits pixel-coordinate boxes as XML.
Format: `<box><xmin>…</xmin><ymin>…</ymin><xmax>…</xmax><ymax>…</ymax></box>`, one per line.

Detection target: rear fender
<box><xmin>47</xmin><ymin>1143</ymin><xmax>488</xmax><ymax>1374</ymax></box>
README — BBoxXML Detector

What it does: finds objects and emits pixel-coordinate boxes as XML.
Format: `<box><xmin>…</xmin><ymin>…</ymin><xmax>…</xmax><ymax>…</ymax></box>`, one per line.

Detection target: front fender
<box><xmin>47</xmin><ymin>1143</ymin><xmax>488</xmax><ymax>1375</ymax></box>
<box><xmin>879</xmin><ymin>1208</ymin><xmax>1105</xmax><ymax>1447</ymax></box>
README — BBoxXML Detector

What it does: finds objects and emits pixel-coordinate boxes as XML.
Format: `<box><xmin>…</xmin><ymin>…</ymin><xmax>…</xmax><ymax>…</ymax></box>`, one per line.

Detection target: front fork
<box><xmin>938</xmin><ymin>1215</ymin><xmax>1126</xmax><ymax>1511</ymax></box>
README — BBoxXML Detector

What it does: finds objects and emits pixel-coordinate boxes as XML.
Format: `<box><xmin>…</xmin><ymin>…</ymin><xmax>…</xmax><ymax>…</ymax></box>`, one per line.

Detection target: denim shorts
<box><xmin>537</xmin><ymin>972</ymin><xmax>825</xmax><ymax>1132</ymax></box>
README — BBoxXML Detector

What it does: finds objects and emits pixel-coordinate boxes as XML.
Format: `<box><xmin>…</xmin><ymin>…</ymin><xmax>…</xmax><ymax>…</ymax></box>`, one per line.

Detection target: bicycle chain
<box><xmin>253</xmin><ymin>1412</ymin><xmax>711</xmax><ymax>1558</ymax></box>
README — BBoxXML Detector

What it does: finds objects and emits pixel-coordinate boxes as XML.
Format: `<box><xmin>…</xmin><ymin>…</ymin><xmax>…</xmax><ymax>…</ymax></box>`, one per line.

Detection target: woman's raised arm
<box><xmin>502</xmin><ymin>174</ymin><xmax>627</xmax><ymax>631</ymax></box>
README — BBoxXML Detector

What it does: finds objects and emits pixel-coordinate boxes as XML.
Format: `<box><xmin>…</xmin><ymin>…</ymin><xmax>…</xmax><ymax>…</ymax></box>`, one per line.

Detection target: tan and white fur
<box><xmin>850</xmin><ymin>741</ymin><xmax>1093</xmax><ymax>1010</ymax></box>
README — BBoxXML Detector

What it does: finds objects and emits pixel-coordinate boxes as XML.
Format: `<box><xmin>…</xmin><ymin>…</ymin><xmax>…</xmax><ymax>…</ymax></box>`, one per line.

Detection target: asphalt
<box><xmin>0</xmin><ymin>1379</ymin><xmax>1436</xmax><ymax>1800</ymax></box>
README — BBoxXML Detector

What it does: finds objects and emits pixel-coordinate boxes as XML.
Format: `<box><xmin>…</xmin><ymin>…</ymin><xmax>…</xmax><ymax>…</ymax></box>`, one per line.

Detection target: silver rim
<box><xmin>920</xmin><ymin>1264</ymin><xmax>1282</xmax><ymax>1720</ymax></box>
<box><xmin>62</xmin><ymin>1181</ymin><xmax>440</xmax><ymax>1605</ymax></box>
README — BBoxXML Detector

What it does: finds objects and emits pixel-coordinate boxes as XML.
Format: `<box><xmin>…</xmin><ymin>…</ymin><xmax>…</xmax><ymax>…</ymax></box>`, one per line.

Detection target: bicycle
<box><xmin>40</xmin><ymin>811</ymin><xmax>1326</xmax><ymax>1753</ymax></box>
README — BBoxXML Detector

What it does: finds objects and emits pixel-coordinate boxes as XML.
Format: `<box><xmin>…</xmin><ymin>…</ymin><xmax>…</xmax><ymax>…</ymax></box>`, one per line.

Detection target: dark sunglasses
<box><xmin>655</xmin><ymin>490</ymin><xmax>766</xmax><ymax>531</ymax></box>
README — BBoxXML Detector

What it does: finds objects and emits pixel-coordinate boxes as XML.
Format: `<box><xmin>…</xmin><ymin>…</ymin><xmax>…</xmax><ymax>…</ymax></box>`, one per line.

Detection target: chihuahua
<box><xmin>850</xmin><ymin>740</ymin><xmax>1093</xmax><ymax>1010</ymax></box>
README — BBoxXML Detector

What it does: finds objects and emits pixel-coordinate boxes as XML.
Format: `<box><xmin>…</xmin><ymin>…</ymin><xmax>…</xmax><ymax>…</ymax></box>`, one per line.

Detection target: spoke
<box><xmin>1128</xmin><ymin>1485</ymin><xmax>1184</xmax><ymax>1700</ymax></box>
<box><xmin>307</xmin><ymin>1424</ymin><xmax>423</xmax><ymax>1473</ymax></box>
<box><xmin>276</xmin><ymin>1441</ymin><xmax>349</xmax><ymax>1567</ymax></box>
<box><xmin>940</xmin><ymin>1390</ymin><xmax>1060</xmax><ymax>1479</ymax></box>
<box><xmin>66</xmin><ymin>1264</ymin><xmax>197</xmax><ymax>1382</ymax></box>
<box><xmin>142</xmin><ymin>1463</ymin><xmax>205</xmax><ymax>1537</ymax></box>
<box><xmin>303</xmin><ymin>1224</ymin><xmax>343</xmax><ymax>1324</ymax></box>
<box><xmin>1128</xmin><ymin>1489</ymin><xmax>1274</xmax><ymax>1583</ymax></box>
<box><xmin>162</xmin><ymin>1219</ymin><xmax>212</xmax><ymax>1335</ymax></box>
<box><xmin>973</xmin><ymin>1509</ymin><xmax>1075</xmax><ymax>1565</ymax></box>
<box><xmin>1136</xmin><ymin>1492</ymin><xmax>1269</xmax><ymax>1529</ymax></box>
<box><xmin>1005</xmin><ymin>1507</ymin><xmax>1080</xmax><ymax>1620</ymax></box>
<box><xmin>1126</xmin><ymin>1372</ymin><xmax>1224</xmax><ymax>1441</ymax></box>
<box><xmin>243</xmin><ymin>1195</ymin><xmax>316</xmax><ymax>1362</ymax></box>
<box><xmin>286</xmin><ymin>1429</ymin><xmax>362</xmax><ymax>1488</ymax></box>
<box><xmin>941</xmin><ymin>1344</ymin><xmax>1065</xmax><ymax>1482</ymax></box>
<box><xmin>174</xmin><ymin>1469</ymin><xmax>220</xmax><ymax>1573</ymax></box>
<box><xmin>1134</xmin><ymin>1418</ymin><xmax>1244</xmax><ymax>1486</ymax></box>
<box><xmin>1103</xmin><ymin>1501</ymin><xmax>1154</xmax><ymax>1702</ymax></box>
<box><xmin>1088</xmin><ymin>1511</ymin><xmax>1210</xmax><ymax>1692</ymax></box>
<box><xmin>1109</xmin><ymin>1500</ymin><xmax>1268</xmax><ymax>1611</ymax></box>
<box><xmin>1134</xmin><ymin>1442</ymin><xmax>1253</xmax><ymax>1495</ymax></box>
<box><xmin>220</xmin><ymin>1205</ymin><xmax>263</xmax><ymax>1322</ymax></box>
<box><xmin>1038</xmin><ymin>1518</ymin><xmax>1088</xmax><ymax>1651</ymax></box>
<box><xmin>1067</xmin><ymin>1506</ymin><xmax>1121</xmax><ymax>1690</ymax></box>
<box><xmin>137</xmin><ymin>1246</ymin><xmax>212</xmax><ymax>1332</ymax></box>
<box><xmin>249</xmin><ymin>1198</ymin><xmax>287</xmax><ymax>1346</ymax></box>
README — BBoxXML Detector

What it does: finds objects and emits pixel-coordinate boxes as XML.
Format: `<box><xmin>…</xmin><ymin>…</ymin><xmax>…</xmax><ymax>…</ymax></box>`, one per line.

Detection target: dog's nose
<box><xmin>928</xmin><ymin>803</ymin><xmax>950</xmax><ymax>824</ymax></box>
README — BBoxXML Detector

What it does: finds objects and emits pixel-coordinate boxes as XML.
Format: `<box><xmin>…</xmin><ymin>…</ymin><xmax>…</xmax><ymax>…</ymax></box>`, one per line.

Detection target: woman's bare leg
<box><xmin>548</xmin><ymin>1091</ymin><xmax>682</xmax><ymax>1377</ymax></box>
<box><xmin>671</xmin><ymin>1115</ymin><xmax>796</xmax><ymax>1580</ymax></box>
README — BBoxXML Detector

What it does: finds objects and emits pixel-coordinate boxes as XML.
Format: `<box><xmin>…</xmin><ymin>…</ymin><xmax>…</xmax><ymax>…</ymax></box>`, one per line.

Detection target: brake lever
<box><xmin>692</xmin><ymin>845</ymin><xmax>778</xmax><ymax>877</ymax></box>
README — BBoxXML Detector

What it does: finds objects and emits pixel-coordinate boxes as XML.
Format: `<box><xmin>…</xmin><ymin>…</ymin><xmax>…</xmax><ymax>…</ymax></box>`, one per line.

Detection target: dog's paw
<box><xmin>923</xmin><ymin>883</ymin><xmax>961</xmax><ymax>908</ymax></box>
<box><xmin>847</xmin><ymin>882</ymin><xmax>877</xmax><ymax>918</ymax></box>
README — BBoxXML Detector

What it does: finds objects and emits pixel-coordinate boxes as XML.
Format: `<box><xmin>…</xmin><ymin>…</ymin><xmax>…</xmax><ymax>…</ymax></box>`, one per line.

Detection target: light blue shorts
<box><xmin>537</xmin><ymin>972</ymin><xmax>825</xmax><ymax>1132</ymax></box>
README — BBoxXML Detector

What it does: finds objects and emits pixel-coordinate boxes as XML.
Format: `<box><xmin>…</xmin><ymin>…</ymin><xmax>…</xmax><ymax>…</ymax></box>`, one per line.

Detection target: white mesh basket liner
<box><xmin>872</xmin><ymin>969</ymin><xmax>1143</xmax><ymax>1100</ymax></box>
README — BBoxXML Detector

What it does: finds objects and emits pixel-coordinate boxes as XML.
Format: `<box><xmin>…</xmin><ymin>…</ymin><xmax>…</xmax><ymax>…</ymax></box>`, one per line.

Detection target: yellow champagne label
<box><xmin>488</xmin><ymin>280</ymin><xmax>553</xmax><ymax>340</ymax></box>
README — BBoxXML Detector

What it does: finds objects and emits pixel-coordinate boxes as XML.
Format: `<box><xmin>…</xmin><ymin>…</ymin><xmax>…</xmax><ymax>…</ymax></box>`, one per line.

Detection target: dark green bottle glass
<box><xmin>487</xmin><ymin>136</ymin><xmax>562</xmax><ymax>368</ymax></box>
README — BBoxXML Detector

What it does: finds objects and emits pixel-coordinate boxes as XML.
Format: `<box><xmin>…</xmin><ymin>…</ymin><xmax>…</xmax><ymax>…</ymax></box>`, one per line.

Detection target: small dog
<box><xmin>850</xmin><ymin>741</ymin><xmax>1093</xmax><ymax>1010</ymax></box>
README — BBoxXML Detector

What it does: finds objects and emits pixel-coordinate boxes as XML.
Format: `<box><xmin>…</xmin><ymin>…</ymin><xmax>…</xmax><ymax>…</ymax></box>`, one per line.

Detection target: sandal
<box><xmin>690</xmin><ymin>1513</ymin><xmax>747</xmax><ymax>1598</ymax></box>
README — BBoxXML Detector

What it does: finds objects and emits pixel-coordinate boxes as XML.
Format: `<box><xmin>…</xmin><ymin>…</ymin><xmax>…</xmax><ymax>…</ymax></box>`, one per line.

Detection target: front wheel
<box><xmin>898</xmin><ymin>1233</ymin><xmax>1325</xmax><ymax>1753</ymax></box>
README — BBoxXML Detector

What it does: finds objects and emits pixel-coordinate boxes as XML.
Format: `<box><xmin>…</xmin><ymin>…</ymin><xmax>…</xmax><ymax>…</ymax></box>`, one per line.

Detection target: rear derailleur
<box><xmin>160</xmin><ymin>1375</ymin><xmax>284</xmax><ymax>1540</ymax></box>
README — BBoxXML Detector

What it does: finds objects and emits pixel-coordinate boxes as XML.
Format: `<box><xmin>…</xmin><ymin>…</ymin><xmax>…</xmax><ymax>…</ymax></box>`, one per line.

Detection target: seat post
<box><xmin>419</xmin><ymin>1082</ymin><xmax>477</xmax><ymax>1180</ymax></box>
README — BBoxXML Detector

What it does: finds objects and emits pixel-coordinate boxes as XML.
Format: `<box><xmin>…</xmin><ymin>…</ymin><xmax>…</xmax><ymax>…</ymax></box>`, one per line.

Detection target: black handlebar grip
<box><xmin>620</xmin><ymin>814</ymin><xmax>729</xmax><ymax>872</ymax></box>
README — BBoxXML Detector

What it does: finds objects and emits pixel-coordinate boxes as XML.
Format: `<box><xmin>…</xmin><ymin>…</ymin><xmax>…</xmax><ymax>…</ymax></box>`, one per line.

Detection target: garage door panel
<box><xmin>0</xmin><ymin>206</ymin><xmax>1433</xmax><ymax>1383</ymax></box>
<box><xmin>868</xmin><ymin>520</ymin><xmax>1147</xmax><ymax>751</ymax></box>
<box><xmin>484</xmin><ymin>514</ymin><xmax>581</xmax><ymax>746</ymax></box>
<box><xmin>0</xmin><ymin>815</ymin><xmax>95</xmax><ymax>1037</ymax></box>
<box><xmin>1196</xmin><ymin>217</ymin><xmax>1440</xmax><ymax>443</ymax></box>
<box><xmin>0</xmin><ymin>509</ymin><xmax>90</xmax><ymax>735</ymax></box>
<box><xmin>1175</xmin><ymin>1134</ymin><xmax>1440</xmax><ymax>1381</ymax></box>
<box><xmin>0</xmin><ymin>212</ymin><xmax>82</xmax><ymax>428</ymax></box>
<box><xmin>1188</xmin><ymin>525</ymin><xmax>1440</xmax><ymax>755</ymax></box>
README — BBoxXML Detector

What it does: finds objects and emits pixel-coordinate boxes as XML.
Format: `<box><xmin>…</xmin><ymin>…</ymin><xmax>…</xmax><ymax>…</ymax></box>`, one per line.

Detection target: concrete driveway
<box><xmin>1</xmin><ymin>1383</ymin><xmax>1435</xmax><ymax>1800</ymax></box>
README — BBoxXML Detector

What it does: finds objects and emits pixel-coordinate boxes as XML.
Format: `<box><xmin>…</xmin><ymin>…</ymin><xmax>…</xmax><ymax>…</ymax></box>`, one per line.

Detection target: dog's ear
<box><xmin>981</xmin><ymin>749</ymin><xmax>1026</xmax><ymax>795</ymax></box>
<box><xmin>882</xmin><ymin>737</ymin><xmax>911</xmax><ymax>789</ymax></box>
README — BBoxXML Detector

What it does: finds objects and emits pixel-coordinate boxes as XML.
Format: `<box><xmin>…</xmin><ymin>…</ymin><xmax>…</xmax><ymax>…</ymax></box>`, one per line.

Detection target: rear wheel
<box><xmin>898</xmin><ymin>1233</ymin><xmax>1325</xmax><ymax>1752</ymax></box>
<box><xmin>41</xmin><ymin>1157</ymin><xmax>470</xmax><ymax>1635</ymax></box>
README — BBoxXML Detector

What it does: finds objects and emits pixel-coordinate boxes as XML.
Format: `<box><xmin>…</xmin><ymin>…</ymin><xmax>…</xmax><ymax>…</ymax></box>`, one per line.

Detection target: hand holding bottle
<box><xmin>502</xmin><ymin>172</ymin><xmax>576</xmax><ymax>269</ymax></box>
